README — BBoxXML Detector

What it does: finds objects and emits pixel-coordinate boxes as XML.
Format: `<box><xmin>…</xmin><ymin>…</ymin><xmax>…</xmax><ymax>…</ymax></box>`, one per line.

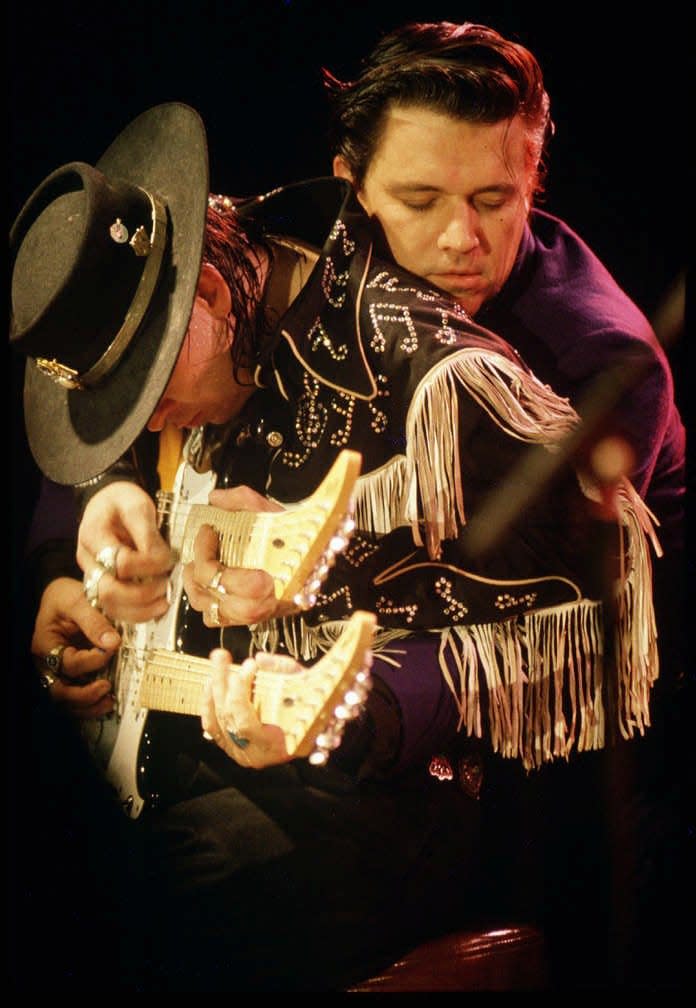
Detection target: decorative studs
<box><xmin>129</xmin><ymin>225</ymin><xmax>151</xmax><ymax>257</ymax></box>
<box><xmin>429</xmin><ymin>754</ymin><xmax>454</xmax><ymax>781</ymax></box>
<box><xmin>110</xmin><ymin>219</ymin><xmax>151</xmax><ymax>255</ymax></box>
<box><xmin>375</xmin><ymin>596</ymin><xmax>418</xmax><ymax>624</ymax></box>
<box><xmin>321</xmin><ymin>257</ymin><xmax>350</xmax><ymax>308</ymax></box>
<box><xmin>495</xmin><ymin>591</ymin><xmax>538</xmax><ymax>611</ymax></box>
<box><xmin>308</xmin><ymin>319</ymin><xmax>348</xmax><ymax>361</ymax></box>
<box><xmin>434</xmin><ymin>577</ymin><xmax>469</xmax><ymax>621</ymax></box>
<box><xmin>368</xmin><ymin>302</ymin><xmax>419</xmax><ymax>355</ymax></box>
<box><xmin>109</xmin><ymin>218</ymin><xmax>129</xmax><ymax>243</ymax></box>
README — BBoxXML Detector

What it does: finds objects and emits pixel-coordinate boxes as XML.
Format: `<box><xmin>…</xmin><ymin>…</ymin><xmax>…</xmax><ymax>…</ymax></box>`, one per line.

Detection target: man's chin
<box><xmin>429</xmin><ymin>277</ymin><xmax>487</xmax><ymax>316</ymax></box>
<box><xmin>442</xmin><ymin>288</ymin><xmax>486</xmax><ymax>317</ymax></box>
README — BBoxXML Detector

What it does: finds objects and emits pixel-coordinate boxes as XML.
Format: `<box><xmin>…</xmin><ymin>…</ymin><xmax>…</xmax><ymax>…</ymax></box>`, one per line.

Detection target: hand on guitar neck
<box><xmin>203</xmin><ymin>612</ymin><xmax>376</xmax><ymax>770</ymax></box>
<box><xmin>75</xmin><ymin>449</ymin><xmax>361</xmax><ymax>627</ymax></box>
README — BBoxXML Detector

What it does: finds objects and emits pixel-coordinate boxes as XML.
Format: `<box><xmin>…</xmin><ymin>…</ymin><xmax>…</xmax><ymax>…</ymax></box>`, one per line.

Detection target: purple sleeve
<box><xmin>25</xmin><ymin>477</ymin><xmax>79</xmax><ymax>556</ymax></box>
<box><xmin>372</xmin><ymin>635</ymin><xmax>461</xmax><ymax>773</ymax></box>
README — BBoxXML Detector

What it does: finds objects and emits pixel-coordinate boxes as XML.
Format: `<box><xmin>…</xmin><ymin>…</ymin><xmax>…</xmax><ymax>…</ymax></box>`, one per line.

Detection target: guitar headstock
<box><xmin>253</xmin><ymin>610</ymin><xmax>376</xmax><ymax>761</ymax></box>
<box><xmin>272</xmin><ymin>449</ymin><xmax>362</xmax><ymax>608</ymax></box>
<box><xmin>180</xmin><ymin>449</ymin><xmax>362</xmax><ymax>609</ymax></box>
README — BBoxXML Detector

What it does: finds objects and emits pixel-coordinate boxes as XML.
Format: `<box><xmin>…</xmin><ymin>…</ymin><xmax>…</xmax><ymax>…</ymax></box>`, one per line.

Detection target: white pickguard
<box><xmin>84</xmin><ymin>464</ymin><xmax>216</xmax><ymax>817</ymax></box>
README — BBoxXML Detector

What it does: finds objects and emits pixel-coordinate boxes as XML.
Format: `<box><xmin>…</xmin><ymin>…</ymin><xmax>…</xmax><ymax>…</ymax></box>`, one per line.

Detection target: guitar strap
<box><xmin>157</xmin><ymin>423</ymin><xmax>184</xmax><ymax>492</ymax></box>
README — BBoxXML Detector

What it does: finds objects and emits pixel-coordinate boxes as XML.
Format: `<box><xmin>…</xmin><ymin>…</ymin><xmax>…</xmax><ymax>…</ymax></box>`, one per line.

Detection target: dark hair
<box><xmin>203</xmin><ymin>201</ymin><xmax>275</xmax><ymax>381</ymax></box>
<box><xmin>324</xmin><ymin>21</ymin><xmax>553</xmax><ymax>197</ymax></box>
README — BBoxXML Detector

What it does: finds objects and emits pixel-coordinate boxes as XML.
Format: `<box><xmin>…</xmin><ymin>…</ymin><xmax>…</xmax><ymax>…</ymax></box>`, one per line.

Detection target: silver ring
<box><xmin>95</xmin><ymin>544</ymin><xmax>120</xmax><ymax>577</ymax></box>
<box><xmin>207</xmin><ymin>568</ymin><xmax>227</xmax><ymax>595</ymax></box>
<box><xmin>83</xmin><ymin>565</ymin><xmax>107</xmax><ymax>609</ymax></box>
<box><xmin>39</xmin><ymin>670</ymin><xmax>57</xmax><ymax>690</ymax></box>
<box><xmin>44</xmin><ymin>644</ymin><xmax>66</xmax><ymax>675</ymax></box>
<box><xmin>208</xmin><ymin>600</ymin><xmax>221</xmax><ymax>626</ymax></box>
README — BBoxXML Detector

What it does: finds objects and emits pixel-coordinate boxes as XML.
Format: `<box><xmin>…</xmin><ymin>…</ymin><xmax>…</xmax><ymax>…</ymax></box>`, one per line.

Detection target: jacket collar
<box><xmin>237</xmin><ymin>177</ymin><xmax>378</xmax><ymax>399</ymax></box>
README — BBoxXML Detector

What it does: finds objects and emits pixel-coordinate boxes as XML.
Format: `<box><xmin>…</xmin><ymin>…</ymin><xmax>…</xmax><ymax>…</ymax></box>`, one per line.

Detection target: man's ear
<box><xmin>332</xmin><ymin>154</ymin><xmax>355</xmax><ymax>182</ymax></box>
<box><xmin>197</xmin><ymin>262</ymin><xmax>232</xmax><ymax>319</ymax></box>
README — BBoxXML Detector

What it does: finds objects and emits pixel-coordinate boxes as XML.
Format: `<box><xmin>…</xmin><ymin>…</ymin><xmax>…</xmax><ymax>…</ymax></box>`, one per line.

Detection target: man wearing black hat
<box><xmin>10</xmin><ymin>104</ymin><xmax>661</xmax><ymax>990</ymax></box>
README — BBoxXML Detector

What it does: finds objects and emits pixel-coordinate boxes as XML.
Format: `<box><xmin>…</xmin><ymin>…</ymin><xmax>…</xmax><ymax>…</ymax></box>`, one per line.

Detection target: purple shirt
<box><xmin>478</xmin><ymin>210</ymin><xmax>685</xmax><ymax>555</ymax></box>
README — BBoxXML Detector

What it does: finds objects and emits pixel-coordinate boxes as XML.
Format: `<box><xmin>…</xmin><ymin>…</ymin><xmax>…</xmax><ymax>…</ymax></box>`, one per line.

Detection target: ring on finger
<box><xmin>207</xmin><ymin>568</ymin><xmax>227</xmax><ymax>595</ymax></box>
<box><xmin>44</xmin><ymin>644</ymin><xmax>67</xmax><ymax>675</ymax></box>
<box><xmin>95</xmin><ymin>544</ymin><xmax>120</xmax><ymax>577</ymax></box>
<box><xmin>208</xmin><ymin>600</ymin><xmax>222</xmax><ymax>627</ymax></box>
<box><xmin>39</xmin><ymin>669</ymin><xmax>57</xmax><ymax>690</ymax></box>
<box><xmin>83</xmin><ymin>565</ymin><xmax>107</xmax><ymax>610</ymax></box>
<box><xmin>203</xmin><ymin>729</ymin><xmax>224</xmax><ymax>743</ymax></box>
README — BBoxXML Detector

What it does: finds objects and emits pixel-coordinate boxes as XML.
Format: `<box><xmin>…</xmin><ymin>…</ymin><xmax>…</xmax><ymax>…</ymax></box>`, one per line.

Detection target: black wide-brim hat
<box><xmin>9</xmin><ymin>102</ymin><xmax>209</xmax><ymax>485</ymax></box>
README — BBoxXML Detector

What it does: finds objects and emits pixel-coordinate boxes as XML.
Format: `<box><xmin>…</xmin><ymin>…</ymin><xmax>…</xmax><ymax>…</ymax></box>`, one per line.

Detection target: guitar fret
<box><xmin>139</xmin><ymin>652</ymin><xmax>209</xmax><ymax>715</ymax></box>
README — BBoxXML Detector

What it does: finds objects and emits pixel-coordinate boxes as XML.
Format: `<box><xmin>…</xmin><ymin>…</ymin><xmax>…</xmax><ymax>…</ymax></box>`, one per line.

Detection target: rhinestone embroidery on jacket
<box><xmin>375</xmin><ymin>596</ymin><xmax>419</xmax><ymax>623</ymax></box>
<box><xmin>367</xmin><ymin>376</ymin><xmax>389</xmax><ymax>434</ymax></box>
<box><xmin>328</xmin><ymin>218</ymin><xmax>356</xmax><ymax>256</ymax></box>
<box><xmin>369</xmin><ymin>302</ymin><xmax>418</xmax><ymax>355</ymax></box>
<box><xmin>308</xmin><ymin>318</ymin><xmax>348</xmax><ymax>360</ymax></box>
<box><xmin>495</xmin><ymin>591</ymin><xmax>539</xmax><ymax>611</ymax></box>
<box><xmin>321</xmin><ymin>257</ymin><xmax>350</xmax><ymax>307</ymax></box>
<box><xmin>329</xmin><ymin>391</ymin><xmax>355</xmax><ymax>447</ymax></box>
<box><xmin>366</xmin><ymin>271</ymin><xmax>440</xmax><ymax>301</ymax></box>
<box><xmin>342</xmin><ymin>534</ymin><xmax>380</xmax><ymax>566</ymax></box>
<box><xmin>435</xmin><ymin>577</ymin><xmax>470</xmax><ymax>621</ymax></box>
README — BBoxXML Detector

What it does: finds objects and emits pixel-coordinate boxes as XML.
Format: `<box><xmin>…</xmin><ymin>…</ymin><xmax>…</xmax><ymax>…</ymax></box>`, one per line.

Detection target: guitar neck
<box><xmin>137</xmin><ymin>650</ymin><xmax>212</xmax><ymax>716</ymax></box>
<box><xmin>135</xmin><ymin>651</ymin><xmax>332</xmax><ymax>722</ymax></box>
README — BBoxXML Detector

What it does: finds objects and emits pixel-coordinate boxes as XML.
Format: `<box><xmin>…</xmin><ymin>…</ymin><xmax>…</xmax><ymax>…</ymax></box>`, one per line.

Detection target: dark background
<box><xmin>8</xmin><ymin>0</ymin><xmax>688</xmax><ymax>600</ymax></box>
<box><xmin>5</xmin><ymin>4</ymin><xmax>690</xmax><ymax>988</ymax></box>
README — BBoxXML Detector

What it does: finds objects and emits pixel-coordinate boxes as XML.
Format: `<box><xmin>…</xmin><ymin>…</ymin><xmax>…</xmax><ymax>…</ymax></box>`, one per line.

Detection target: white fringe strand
<box><xmin>405</xmin><ymin>349</ymin><xmax>580</xmax><ymax>556</ymax></box>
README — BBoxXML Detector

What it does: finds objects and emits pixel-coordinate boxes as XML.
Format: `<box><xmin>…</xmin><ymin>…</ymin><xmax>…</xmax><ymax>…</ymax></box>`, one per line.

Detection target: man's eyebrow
<box><xmin>386</xmin><ymin>181</ymin><xmax>518</xmax><ymax>197</ymax></box>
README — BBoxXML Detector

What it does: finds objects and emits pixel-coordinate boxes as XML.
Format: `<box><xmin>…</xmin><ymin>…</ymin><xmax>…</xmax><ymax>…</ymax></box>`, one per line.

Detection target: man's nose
<box><xmin>147</xmin><ymin>399</ymin><xmax>173</xmax><ymax>432</ymax></box>
<box><xmin>437</xmin><ymin>204</ymin><xmax>480</xmax><ymax>254</ymax></box>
